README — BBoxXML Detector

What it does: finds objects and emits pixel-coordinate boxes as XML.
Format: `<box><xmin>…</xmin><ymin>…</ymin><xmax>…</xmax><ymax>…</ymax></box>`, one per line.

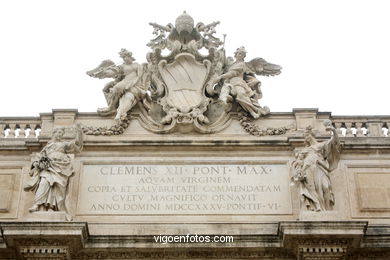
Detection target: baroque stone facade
<box><xmin>1</xmin><ymin>13</ymin><xmax>390</xmax><ymax>260</ymax></box>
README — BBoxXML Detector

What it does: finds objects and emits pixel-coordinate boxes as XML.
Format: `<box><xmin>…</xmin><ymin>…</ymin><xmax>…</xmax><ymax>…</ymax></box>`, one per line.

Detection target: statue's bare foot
<box><xmin>119</xmin><ymin>112</ymin><xmax>129</xmax><ymax>122</ymax></box>
<box><xmin>258</xmin><ymin>106</ymin><xmax>270</xmax><ymax>115</ymax></box>
<box><xmin>97</xmin><ymin>107</ymin><xmax>116</xmax><ymax>116</ymax></box>
<box><xmin>114</xmin><ymin>116</ymin><xmax>123</xmax><ymax>123</ymax></box>
<box><xmin>114</xmin><ymin>112</ymin><xmax>128</xmax><ymax>123</ymax></box>
<box><xmin>250</xmin><ymin>111</ymin><xmax>260</xmax><ymax>119</ymax></box>
<box><xmin>28</xmin><ymin>204</ymin><xmax>39</xmax><ymax>212</ymax></box>
<box><xmin>97</xmin><ymin>107</ymin><xmax>111</xmax><ymax>113</ymax></box>
<box><xmin>65</xmin><ymin>213</ymin><xmax>73</xmax><ymax>221</ymax></box>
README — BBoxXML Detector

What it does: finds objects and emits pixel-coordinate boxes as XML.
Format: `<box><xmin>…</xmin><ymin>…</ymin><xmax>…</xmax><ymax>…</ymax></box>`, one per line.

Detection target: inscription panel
<box><xmin>77</xmin><ymin>163</ymin><xmax>292</xmax><ymax>215</ymax></box>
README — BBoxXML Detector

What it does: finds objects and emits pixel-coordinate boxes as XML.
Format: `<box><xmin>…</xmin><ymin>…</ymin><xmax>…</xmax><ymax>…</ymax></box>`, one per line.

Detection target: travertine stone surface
<box><xmin>24</xmin><ymin>124</ymin><xmax>83</xmax><ymax>218</ymax></box>
<box><xmin>0</xmin><ymin>164</ymin><xmax>23</xmax><ymax>219</ymax></box>
<box><xmin>77</xmin><ymin>163</ymin><xmax>291</xmax><ymax>215</ymax></box>
<box><xmin>2</xmin><ymin>107</ymin><xmax>390</xmax><ymax>259</ymax></box>
<box><xmin>84</xmin><ymin>12</ymin><xmax>284</xmax><ymax>135</ymax></box>
<box><xmin>290</xmin><ymin>120</ymin><xmax>341</xmax><ymax>212</ymax></box>
<box><xmin>1</xmin><ymin>221</ymin><xmax>385</xmax><ymax>259</ymax></box>
<box><xmin>0</xmin><ymin>173</ymin><xmax>15</xmax><ymax>212</ymax></box>
<box><xmin>1</xmin><ymin>12</ymin><xmax>390</xmax><ymax>260</ymax></box>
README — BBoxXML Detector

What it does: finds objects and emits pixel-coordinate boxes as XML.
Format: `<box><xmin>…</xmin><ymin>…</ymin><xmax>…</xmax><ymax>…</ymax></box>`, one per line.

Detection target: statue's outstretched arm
<box><xmin>323</xmin><ymin>119</ymin><xmax>341</xmax><ymax>171</ymax></box>
<box><xmin>324</xmin><ymin>120</ymin><xmax>340</xmax><ymax>147</ymax></box>
<box><xmin>74</xmin><ymin>123</ymin><xmax>84</xmax><ymax>151</ymax></box>
<box><xmin>65</xmin><ymin>124</ymin><xmax>83</xmax><ymax>153</ymax></box>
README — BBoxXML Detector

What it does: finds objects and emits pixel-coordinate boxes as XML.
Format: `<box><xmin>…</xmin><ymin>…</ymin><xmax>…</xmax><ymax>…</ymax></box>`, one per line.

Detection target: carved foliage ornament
<box><xmin>86</xmin><ymin>12</ymin><xmax>286</xmax><ymax>135</ymax></box>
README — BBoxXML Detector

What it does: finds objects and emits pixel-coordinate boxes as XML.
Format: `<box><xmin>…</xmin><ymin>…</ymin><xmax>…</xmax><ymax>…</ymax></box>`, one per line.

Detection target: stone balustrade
<box><xmin>1</xmin><ymin>110</ymin><xmax>390</xmax><ymax>140</ymax></box>
<box><xmin>0</xmin><ymin>118</ymin><xmax>42</xmax><ymax>138</ymax></box>
<box><xmin>331</xmin><ymin>116</ymin><xmax>390</xmax><ymax>137</ymax></box>
<box><xmin>1</xmin><ymin>109</ymin><xmax>390</xmax><ymax>260</ymax></box>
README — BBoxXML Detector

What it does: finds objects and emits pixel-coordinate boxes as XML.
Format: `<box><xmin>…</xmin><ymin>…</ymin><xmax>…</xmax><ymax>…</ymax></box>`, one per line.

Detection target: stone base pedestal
<box><xmin>299</xmin><ymin>211</ymin><xmax>341</xmax><ymax>221</ymax></box>
<box><xmin>25</xmin><ymin>211</ymin><xmax>69</xmax><ymax>222</ymax></box>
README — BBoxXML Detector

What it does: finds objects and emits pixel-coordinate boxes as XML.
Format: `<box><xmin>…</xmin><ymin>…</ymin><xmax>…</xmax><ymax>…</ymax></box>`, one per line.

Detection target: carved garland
<box><xmin>237</xmin><ymin>111</ymin><xmax>295</xmax><ymax>136</ymax></box>
<box><xmin>82</xmin><ymin>111</ymin><xmax>295</xmax><ymax>136</ymax></box>
<box><xmin>82</xmin><ymin>117</ymin><xmax>130</xmax><ymax>136</ymax></box>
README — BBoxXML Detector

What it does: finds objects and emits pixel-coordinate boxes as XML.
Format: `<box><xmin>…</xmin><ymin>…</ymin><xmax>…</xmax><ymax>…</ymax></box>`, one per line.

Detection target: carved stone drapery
<box><xmin>84</xmin><ymin>12</ymin><xmax>288</xmax><ymax>135</ymax></box>
<box><xmin>23</xmin><ymin>124</ymin><xmax>83</xmax><ymax>218</ymax></box>
<box><xmin>290</xmin><ymin>120</ymin><xmax>341</xmax><ymax>212</ymax></box>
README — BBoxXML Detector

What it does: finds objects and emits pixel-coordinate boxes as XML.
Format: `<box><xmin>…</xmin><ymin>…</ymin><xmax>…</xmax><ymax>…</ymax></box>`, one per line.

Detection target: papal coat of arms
<box><xmin>85</xmin><ymin>12</ymin><xmax>290</xmax><ymax>135</ymax></box>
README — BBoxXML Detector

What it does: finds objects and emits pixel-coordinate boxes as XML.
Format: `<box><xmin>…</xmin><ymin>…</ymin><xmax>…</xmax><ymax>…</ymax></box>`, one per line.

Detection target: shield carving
<box><xmin>158</xmin><ymin>53</ymin><xmax>210</xmax><ymax>113</ymax></box>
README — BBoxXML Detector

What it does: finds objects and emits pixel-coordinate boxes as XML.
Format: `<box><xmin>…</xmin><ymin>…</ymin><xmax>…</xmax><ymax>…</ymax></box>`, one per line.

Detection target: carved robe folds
<box><xmin>24</xmin><ymin>125</ymin><xmax>83</xmax><ymax>213</ymax></box>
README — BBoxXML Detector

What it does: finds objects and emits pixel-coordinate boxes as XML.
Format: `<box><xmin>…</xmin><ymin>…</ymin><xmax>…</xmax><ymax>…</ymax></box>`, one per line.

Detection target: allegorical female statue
<box><xmin>24</xmin><ymin>124</ymin><xmax>83</xmax><ymax>212</ymax></box>
<box><xmin>291</xmin><ymin>120</ymin><xmax>341</xmax><ymax>211</ymax></box>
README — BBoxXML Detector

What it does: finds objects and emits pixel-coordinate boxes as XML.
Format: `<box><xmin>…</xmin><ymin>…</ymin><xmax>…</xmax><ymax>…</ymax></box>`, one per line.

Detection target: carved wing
<box><xmin>86</xmin><ymin>59</ymin><xmax>121</xmax><ymax>79</ymax></box>
<box><xmin>246</xmin><ymin>58</ymin><xmax>282</xmax><ymax>76</ymax></box>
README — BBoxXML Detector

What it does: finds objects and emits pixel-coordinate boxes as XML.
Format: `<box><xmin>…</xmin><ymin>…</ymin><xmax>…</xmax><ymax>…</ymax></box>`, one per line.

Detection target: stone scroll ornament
<box><xmin>84</xmin><ymin>12</ymin><xmax>292</xmax><ymax>135</ymax></box>
<box><xmin>290</xmin><ymin>120</ymin><xmax>341</xmax><ymax>211</ymax></box>
<box><xmin>24</xmin><ymin>124</ymin><xmax>83</xmax><ymax>220</ymax></box>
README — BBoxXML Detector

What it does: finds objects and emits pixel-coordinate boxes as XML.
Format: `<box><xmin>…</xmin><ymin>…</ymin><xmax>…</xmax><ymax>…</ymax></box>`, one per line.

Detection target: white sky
<box><xmin>1</xmin><ymin>0</ymin><xmax>389</xmax><ymax>117</ymax></box>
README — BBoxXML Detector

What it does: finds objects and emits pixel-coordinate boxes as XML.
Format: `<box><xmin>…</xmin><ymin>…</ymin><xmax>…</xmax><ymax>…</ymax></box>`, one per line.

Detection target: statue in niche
<box><xmin>24</xmin><ymin>124</ymin><xmax>83</xmax><ymax>213</ymax></box>
<box><xmin>214</xmin><ymin>46</ymin><xmax>282</xmax><ymax>119</ymax></box>
<box><xmin>290</xmin><ymin>120</ymin><xmax>341</xmax><ymax>211</ymax></box>
<box><xmin>86</xmin><ymin>48</ymin><xmax>149</xmax><ymax>121</ymax></box>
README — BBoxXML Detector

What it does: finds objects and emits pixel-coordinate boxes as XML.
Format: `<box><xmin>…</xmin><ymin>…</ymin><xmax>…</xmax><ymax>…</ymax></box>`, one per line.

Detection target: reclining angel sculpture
<box><xmin>86</xmin><ymin>49</ymin><xmax>149</xmax><ymax>121</ymax></box>
<box><xmin>214</xmin><ymin>46</ymin><xmax>282</xmax><ymax>119</ymax></box>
